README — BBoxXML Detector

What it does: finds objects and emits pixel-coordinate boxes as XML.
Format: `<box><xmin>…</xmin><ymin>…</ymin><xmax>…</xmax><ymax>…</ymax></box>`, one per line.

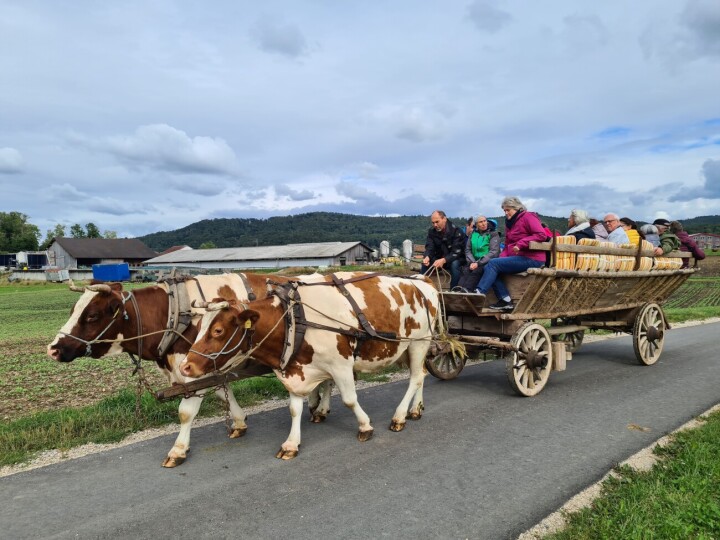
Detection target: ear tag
<box><xmin>244</xmin><ymin>319</ymin><xmax>252</xmax><ymax>329</ymax></box>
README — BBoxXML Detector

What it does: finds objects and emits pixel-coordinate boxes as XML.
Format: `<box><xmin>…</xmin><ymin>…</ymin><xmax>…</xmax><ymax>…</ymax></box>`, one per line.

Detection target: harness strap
<box><xmin>157</xmin><ymin>274</ymin><xmax>194</xmax><ymax>357</ymax></box>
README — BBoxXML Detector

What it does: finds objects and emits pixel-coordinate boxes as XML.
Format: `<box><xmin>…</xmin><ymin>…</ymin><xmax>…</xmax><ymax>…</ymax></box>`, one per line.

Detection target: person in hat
<box><xmin>652</xmin><ymin>218</ymin><xmax>680</xmax><ymax>255</ymax></box>
<box><xmin>456</xmin><ymin>215</ymin><xmax>500</xmax><ymax>292</ymax></box>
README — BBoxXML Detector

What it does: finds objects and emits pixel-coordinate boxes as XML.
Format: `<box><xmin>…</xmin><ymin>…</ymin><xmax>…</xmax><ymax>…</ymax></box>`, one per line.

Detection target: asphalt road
<box><xmin>3</xmin><ymin>324</ymin><xmax>719</xmax><ymax>540</ymax></box>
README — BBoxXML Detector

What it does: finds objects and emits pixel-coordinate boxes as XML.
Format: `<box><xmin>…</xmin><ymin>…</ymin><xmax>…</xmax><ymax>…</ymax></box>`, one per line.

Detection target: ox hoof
<box><xmin>357</xmin><ymin>428</ymin><xmax>374</xmax><ymax>442</ymax></box>
<box><xmin>229</xmin><ymin>426</ymin><xmax>248</xmax><ymax>439</ymax></box>
<box><xmin>162</xmin><ymin>455</ymin><xmax>186</xmax><ymax>468</ymax></box>
<box><xmin>310</xmin><ymin>413</ymin><xmax>327</xmax><ymax>423</ymax></box>
<box><xmin>275</xmin><ymin>448</ymin><xmax>299</xmax><ymax>460</ymax></box>
<box><xmin>407</xmin><ymin>411</ymin><xmax>423</xmax><ymax>421</ymax></box>
<box><xmin>389</xmin><ymin>420</ymin><xmax>406</xmax><ymax>432</ymax></box>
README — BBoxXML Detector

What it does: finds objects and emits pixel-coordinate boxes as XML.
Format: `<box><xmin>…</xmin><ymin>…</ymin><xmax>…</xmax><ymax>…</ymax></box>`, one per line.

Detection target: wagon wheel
<box><xmin>506</xmin><ymin>322</ymin><xmax>553</xmax><ymax>397</ymax></box>
<box><xmin>425</xmin><ymin>351</ymin><xmax>466</xmax><ymax>380</ymax></box>
<box><xmin>550</xmin><ymin>318</ymin><xmax>585</xmax><ymax>353</ymax></box>
<box><xmin>633</xmin><ymin>303</ymin><xmax>666</xmax><ymax>366</ymax></box>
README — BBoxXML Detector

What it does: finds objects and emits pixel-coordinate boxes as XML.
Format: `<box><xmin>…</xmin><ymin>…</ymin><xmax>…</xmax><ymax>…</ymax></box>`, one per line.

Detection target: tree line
<box><xmin>4</xmin><ymin>210</ymin><xmax>720</xmax><ymax>254</ymax></box>
<box><xmin>0</xmin><ymin>212</ymin><xmax>117</xmax><ymax>253</ymax></box>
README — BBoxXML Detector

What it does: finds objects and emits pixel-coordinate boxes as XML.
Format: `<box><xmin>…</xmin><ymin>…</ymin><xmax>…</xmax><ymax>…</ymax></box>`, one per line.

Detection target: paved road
<box><xmin>3</xmin><ymin>324</ymin><xmax>719</xmax><ymax>539</ymax></box>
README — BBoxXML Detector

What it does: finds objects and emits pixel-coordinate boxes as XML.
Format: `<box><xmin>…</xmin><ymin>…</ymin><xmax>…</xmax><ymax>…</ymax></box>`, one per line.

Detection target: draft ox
<box><xmin>46</xmin><ymin>273</ymin><xmax>294</xmax><ymax>467</ymax></box>
<box><xmin>180</xmin><ymin>272</ymin><xmax>440</xmax><ymax>459</ymax></box>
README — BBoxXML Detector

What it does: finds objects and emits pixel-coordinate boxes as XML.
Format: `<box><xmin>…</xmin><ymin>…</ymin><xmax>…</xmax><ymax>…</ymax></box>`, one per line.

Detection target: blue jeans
<box><xmin>421</xmin><ymin>258</ymin><xmax>464</xmax><ymax>289</ymax></box>
<box><xmin>476</xmin><ymin>256</ymin><xmax>544</xmax><ymax>299</ymax></box>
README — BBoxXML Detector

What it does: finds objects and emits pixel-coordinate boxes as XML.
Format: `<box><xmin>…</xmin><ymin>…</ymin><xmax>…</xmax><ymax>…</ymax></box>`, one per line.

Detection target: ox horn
<box><xmin>86</xmin><ymin>283</ymin><xmax>112</xmax><ymax>293</ymax></box>
<box><xmin>191</xmin><ymin>300</ymin><xmax>210</xmax><ymax>309</ymax></box>
<box><xmin>207</xmin><ymin>301</ymin><xmax>230</xmax><ymax>311</ymax></box>
<box><xmin>68</xmin><ymin>279</ymin><xmax>85</xmax><ymax>293</ymax></box>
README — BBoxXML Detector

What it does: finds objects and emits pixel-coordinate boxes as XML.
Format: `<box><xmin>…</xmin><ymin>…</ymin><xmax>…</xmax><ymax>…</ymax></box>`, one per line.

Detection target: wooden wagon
<box><xmin>425</xmin><ymin>239</ymin><xmax>697</xmax><ymax>397</ymax></box>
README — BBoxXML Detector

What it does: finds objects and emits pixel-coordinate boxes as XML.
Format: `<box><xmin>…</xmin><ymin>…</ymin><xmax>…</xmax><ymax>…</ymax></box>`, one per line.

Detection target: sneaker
<box><xmin>489</xmin><ymin>299</ymin><xmax>514</xmax><ymax>311</ymax></box>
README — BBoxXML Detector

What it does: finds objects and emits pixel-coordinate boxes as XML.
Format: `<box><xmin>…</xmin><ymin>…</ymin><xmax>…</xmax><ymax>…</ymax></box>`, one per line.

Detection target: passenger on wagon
<box><xmin>640</xmin><ymin>224</ymin><xmax>660</xmax><ymax>247</ymax></box>
<box><xmin>603</xmin><ymin>213</ymin><xmax>630</xmax><ymax>244</ymax></box>
<box><xmin>619</xmin><ymin>217</ymin><xmax>641</xmax><ymax>246</ymax></box>
<box><xmin>670</xmin><ymin>220</ymin><xmax>705</xmax><ymax>268</ymax></box>
<box><xmin>565</xmin><ymin>209</ymin><xmax>595</xmax><ymax>241</ymax></box>
<box><xmin>589</xmin><ymin>218</ymin><xmax>609</xmax><ymax>240</ymax></box>
<box><xmin>421</xmin><ymin>210</ymin><xmax>466</xmax><ymax>289</ymax></box>
<box><xmin>652</xmin><ymin>218</ymin><xmax>680</xmax><ymax>256</ymax></box>
<box><xmin>455</xmin><ymin>215</ymin><xmax>500</xmax><ymax>292</ymax></box>
<box><xmin>474</xmin><ymin>196</ymin><xmax>547</xmax><ymax>311</ymax></box>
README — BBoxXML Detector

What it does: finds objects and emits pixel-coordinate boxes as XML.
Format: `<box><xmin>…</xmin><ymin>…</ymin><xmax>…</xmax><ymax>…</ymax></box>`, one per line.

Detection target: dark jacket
<box><xmin>565</xmin><ymin>222</ymin><xmax>596</xmax><ymax>242</ymax></box>
<box><xmin>424</xmin><ymin>220</ymin><xmax>466</xmax><ymax>265</ymax></box>
<box><xmin>676</xmin><ymin>230</ymin><xmax>705</xmax><ymax>268</ymax></box>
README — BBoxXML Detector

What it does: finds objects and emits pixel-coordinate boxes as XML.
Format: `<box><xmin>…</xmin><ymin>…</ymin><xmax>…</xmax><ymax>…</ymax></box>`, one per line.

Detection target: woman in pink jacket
<box><xmin>475</xmin><ymin>196</ymin><xmax>548</xmax><ymax>311</ymax></box>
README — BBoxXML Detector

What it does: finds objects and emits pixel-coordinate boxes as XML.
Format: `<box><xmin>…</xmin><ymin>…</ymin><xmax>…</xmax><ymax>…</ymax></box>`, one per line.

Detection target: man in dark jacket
<box><xmin>421</xmin><ymin>210</ymin><xmax>466</xmax><ymax>289</ymax></box>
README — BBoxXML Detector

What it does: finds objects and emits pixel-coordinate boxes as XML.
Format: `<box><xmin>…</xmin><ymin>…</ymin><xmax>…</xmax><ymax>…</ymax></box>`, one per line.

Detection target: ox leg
<box><xmin>276</xmin><ymin>393</ymin><xmax>304</xmax><ymax>460</ymax></box>
<box><xmin>308</xmin><ymin>380</ymin><xmax>333</xmax><ymax>423</ymax></box>
<box><xmin>332</xmin><ymin>370</ymin><xmax>374</xmax><ymax>442</ymax></box>
<box><xmin>390</xmin><ymin>349</ymin><xmax>428</xmax><ymax>432</ymax></box>
<box><xmin>163</xmin><ymin>394</ymin><xmax>204</xmax><ymax>468</ymax></box>
<box><xmin>214</xmin><ymin>385</ymin><xmax>248</xmax><ymax>438</ymax></box>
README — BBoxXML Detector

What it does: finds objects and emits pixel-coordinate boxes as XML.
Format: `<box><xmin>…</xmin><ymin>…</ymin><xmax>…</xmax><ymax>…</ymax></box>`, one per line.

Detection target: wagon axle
<box><xmin>522</xmin><ymin>350</ymin><xmax>548</xmax><ymax>370</ymax></box>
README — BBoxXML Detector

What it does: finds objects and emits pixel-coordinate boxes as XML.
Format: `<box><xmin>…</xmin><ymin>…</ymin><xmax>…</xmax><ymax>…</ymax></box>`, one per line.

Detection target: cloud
<box><xmin>0</xmin><ymin>147</ymin><xmax>23</xmax><ymax>173</ymax></box>
<box><xmin>370</xmin><ymin>103</ymin><xmax>453</xmax><ymax>143</ymax></box>
<box><xmin>43</xmin><ymin>183</ymin><xmax>150</xmax><ymax>216</ymax></box>
<box><xmin>466</xmin><ymin>0</ymin><xmax>513</xmax><ymax>33</ymax></box>
<box><xmin>103</xmin><ymin>124</ymin><xmax>239</xmax><ymax>175</ymax></box>
<box><xmin>678</xmin><ymin>0</ymin><xmax>720</xmax><ymax>59</ymax></box>
<box><xmin>166</xmin><ymin>176</ymin><xmax>229</xmax><ymax>196</ymax></box>
<box><xmin>274</xmin><ymin>183</ymin><xmax>315</xmax><ymax>201</ymax></box>
<box><xmin>670</xmin><ymin>158</ymin><xmax>720</xmax><ymax>200</ymax></box>
<box><xmin>250</xmin><ymin>16</ymin><xmax>309</xmax><ymax>58</ymax></box>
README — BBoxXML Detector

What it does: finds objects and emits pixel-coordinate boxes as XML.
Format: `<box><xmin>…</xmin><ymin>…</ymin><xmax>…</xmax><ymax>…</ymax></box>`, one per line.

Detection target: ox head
<box><xmin>180</xmin><ymin>299</ymin><xmax>259</xmax><ymax>378</ymax></box>
<box><xmin>47</xmin><ymin>280</ymin><xmax>127</xmax><ymax>362</ymax></box>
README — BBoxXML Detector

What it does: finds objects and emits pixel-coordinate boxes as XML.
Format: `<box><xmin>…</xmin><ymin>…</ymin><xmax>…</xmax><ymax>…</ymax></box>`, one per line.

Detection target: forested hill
<box><xmin>138</xmin><ymin>212</ymin><xmax>720</xmax><ymax>252</ymax></box>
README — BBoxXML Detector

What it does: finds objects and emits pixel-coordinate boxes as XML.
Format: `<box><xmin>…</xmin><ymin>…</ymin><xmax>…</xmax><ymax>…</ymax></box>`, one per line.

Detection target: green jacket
<box><xmin>658</xmin><ymin>231</ymin><xmax>680</xmax><ymax>254</ymax></box>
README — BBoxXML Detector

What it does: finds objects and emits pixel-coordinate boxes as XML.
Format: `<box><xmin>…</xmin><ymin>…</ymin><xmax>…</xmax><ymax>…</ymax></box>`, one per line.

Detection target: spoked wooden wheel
<box><xmin>425</xmin><ymin>351</ymin><xmax>466</xmax><ymax>380</ymax></box>
<box><xmin>550</xmin><ymin>318</ymin><xmax>584</xmax><ymax>353</ymax></box>
<box><xmin>633</xmin><ymin>303</ymin><xmax>666</xmax><ymax>366</ymax></box>
<box><xmin>506</xmin><ymin>322</ymin><xmax>553</xmax><ymax>397</ymax></box>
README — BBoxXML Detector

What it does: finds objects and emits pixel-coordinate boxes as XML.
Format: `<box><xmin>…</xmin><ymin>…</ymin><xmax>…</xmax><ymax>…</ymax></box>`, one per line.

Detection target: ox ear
<box><xmin>236</xmin><ymin>309</ymin><xmax>260</xmax><ymax>330</ymax></box>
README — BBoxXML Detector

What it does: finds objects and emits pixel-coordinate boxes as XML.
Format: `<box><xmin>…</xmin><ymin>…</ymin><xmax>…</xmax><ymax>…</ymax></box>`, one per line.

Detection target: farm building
<box><xmin>690</xmin><ymin>233</ymin><xmax>720</xmax><ymax>250</ymax></box>
<box><xmin>143</xmin><ymin>241</ymin><xmax>373</xmax><ymax>270</ymax></box>
<box><xmin>47</xmin><ymin>237</ymin><xmax>158</xmax><ymax>269</ymax></box>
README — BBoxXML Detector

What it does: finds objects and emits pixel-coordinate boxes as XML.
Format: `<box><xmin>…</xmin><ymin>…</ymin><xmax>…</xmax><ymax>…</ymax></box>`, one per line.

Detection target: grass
<box><xmin>546</xmin><ymin>409</ymin><xmax>720</xmax><ymax>539</ymax></box>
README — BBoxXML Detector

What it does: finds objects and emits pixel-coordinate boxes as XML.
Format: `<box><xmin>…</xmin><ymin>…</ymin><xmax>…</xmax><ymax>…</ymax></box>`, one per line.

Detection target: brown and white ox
<box><xmin>46</xmin><ymin>273</ymin><xmax>327</xmax><ymax>467</ymax></box>
<box><xmin>180</xmin><ymin>272</ymin><xmax>440</xmax><ymax>459</ymax></box>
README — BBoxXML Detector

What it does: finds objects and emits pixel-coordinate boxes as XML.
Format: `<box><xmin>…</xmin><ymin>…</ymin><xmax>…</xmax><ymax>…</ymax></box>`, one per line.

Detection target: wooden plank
<box><xmin>528</xmin><ymin>241</ymin><xmax>690</xmax><ymax>258</ymax></box>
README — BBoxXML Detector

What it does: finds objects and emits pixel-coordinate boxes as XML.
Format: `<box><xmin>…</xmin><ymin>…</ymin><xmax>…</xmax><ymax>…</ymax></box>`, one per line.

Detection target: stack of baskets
<box><xmin>553</xmin><ymin>235</ymin><xmax>577</xmax><ymax>269</ymax></box>
<box><xmin>576</xmin><ymin>238</ymin><xmax>599</xmax><ymax>271</ymax></box>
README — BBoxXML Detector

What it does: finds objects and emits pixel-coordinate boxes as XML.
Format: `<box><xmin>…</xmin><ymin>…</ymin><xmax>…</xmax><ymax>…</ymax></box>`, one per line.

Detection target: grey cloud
<box><xmin>335</xmin><ymin>181</ymin><xmax>377</xmax><ymax>203</ymax></box>
<box><xmin>679</xmin><ymin>0</ymin><xmax>720</xmax><ymax>59</ymax></box>
<box><xmin>275</xmin><ymin>183</ymin><xmax>315</xmax><ymax>201</ymax></box>
<box><xmin>103</xmin><ymin>124</ymin><xmax>239</xmax><ymax>175</ymax></box>
<box><xmin>466</xmin><ymin>0</ymin><xmax>513</xmax><ymax>34</ymax></box>
<box><xmin>0</xmin><ymin>147</ymin><xmax>23</xmax><ymax>173</ymax></box>
<box><xmin>563</xmin><ymin>14</ymin><xmax>608</xmax><ymax>49</ymax></box>
<box><xmin>167</xmin><ymin>176</ymin><xmax>228</xmax><ymax>196</ymax></box>
<box><xmin>251</xmin><ymin>16</ymin><xmax>309</xmax><ymax>58</ymax></box>
<box><xmin>43</xmin><ymin>183</ymin><xmax>149</xmax><ymax>216</ymax></box>
<box><xmin>670</xmin><ymin>158</ymin><xmax>720</xmax><ymax>201</ymax></box>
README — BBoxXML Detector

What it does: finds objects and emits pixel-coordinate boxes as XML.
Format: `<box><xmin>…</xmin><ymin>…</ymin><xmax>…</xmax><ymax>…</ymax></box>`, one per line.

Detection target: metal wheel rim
<box><xmin>634</xmin><ymin>303</ymin><xmax>665</xmax><ymax>366</ymax></box>
<box><xmin>425</xmin><ymin>352</ymin><xmax>465</xmax><ymax>380</ymax></box>
<box><xmin>506</xmin><ymin>323</ymin><xmax>552</xmax><ymax>397</ymax></box>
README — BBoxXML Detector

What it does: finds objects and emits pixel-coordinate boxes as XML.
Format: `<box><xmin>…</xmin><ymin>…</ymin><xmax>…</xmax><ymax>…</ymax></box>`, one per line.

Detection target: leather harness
<box><xmin>268</xmin><ymin>273</ymin><xmax>428</xmax><ymax>371</ymax></box>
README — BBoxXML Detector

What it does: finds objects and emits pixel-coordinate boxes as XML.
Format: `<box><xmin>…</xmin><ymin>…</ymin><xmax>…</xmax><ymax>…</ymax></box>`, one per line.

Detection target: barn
<box><xmin>142</xmin><ymin>241</ymin><xmax>373</xmax><ymax>270</ymax></box>
<box><xmin>47</xmin><ymin>238</ymin><xmax>158</xmax><ymax>269</ymax></box>
<box><xmin>690</xmin><ymin>233</ymin><xmax>720</xmax><ymax>250</ymax></box>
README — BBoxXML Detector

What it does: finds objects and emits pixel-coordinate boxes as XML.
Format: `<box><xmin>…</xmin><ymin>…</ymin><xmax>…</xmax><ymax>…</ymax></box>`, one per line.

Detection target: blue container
<box><xmin>92</xmin><ymin>263</ymin><xmax>130</xmax><ymax>282</ymax></box>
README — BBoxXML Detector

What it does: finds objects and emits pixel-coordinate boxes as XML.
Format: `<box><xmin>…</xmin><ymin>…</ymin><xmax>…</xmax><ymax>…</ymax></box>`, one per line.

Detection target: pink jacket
<box><xmin>502</xmin><ymin>211</ymin><xmax>548</xmax><ymax>262</ymax></box>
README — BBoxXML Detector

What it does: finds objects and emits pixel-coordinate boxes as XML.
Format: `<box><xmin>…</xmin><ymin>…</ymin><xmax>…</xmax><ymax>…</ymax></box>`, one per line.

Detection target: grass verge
<box><xmin>546</xmin><ymin>409</ymin><xmax>720</xmax><ymax>539</ymax></box>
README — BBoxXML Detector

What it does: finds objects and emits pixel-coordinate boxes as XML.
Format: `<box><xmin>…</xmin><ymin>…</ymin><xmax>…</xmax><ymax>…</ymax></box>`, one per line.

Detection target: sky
<box><xmin>1</xmin><ymin>0</ymin><xmax>720</xmax><ymax>239</ymax></box>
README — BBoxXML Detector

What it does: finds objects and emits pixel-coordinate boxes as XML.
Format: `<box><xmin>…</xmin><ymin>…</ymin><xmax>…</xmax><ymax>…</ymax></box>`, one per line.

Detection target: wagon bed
<box><xmin>426</xmin><ymin>240</ymin><xmax>697</xmax><ymax>396</ymax></box>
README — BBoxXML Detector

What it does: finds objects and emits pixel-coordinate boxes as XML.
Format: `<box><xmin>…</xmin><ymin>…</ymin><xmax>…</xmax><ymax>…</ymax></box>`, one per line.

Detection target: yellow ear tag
<box><xmin>244</xmin><ymin>319</ymin><xmax>252</xmax><ymax>329</ymax></box>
